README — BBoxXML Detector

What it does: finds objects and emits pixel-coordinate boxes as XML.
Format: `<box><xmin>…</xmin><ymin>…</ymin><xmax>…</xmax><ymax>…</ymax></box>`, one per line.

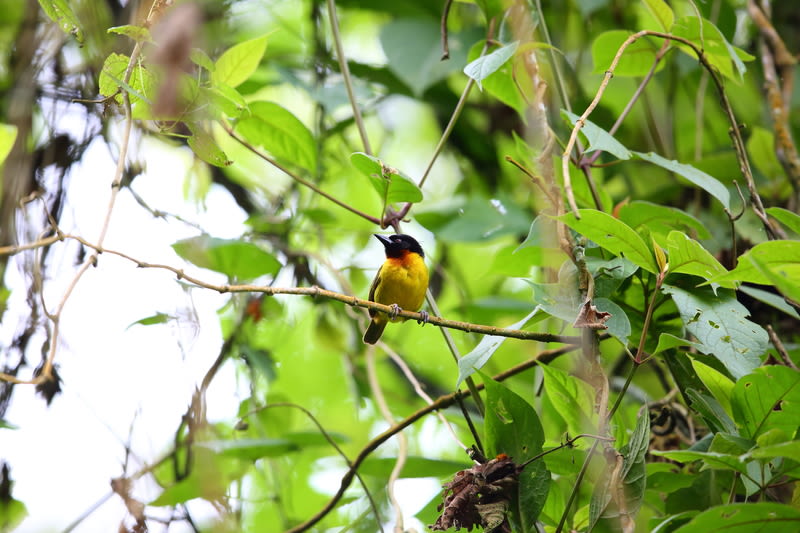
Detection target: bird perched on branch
<box><xmin>363</xmin><ymin>234</ymin><xmax>429</xmax><ymax>344</ymax></box>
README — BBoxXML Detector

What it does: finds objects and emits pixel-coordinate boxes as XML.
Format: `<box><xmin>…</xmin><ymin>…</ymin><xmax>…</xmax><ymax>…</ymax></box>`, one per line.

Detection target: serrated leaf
<box><xmin>633</xmin><ymin>151</ymin><xmax>730</xmax><ymax>210</ymax></box>
<box><xmin>767</xmin><ymin>207</ymin><xmax>800</xmax><ymax>235</ymax></box>
<box><xmin>661</xmin><ymin>285</ymin><xmax>766</xmax><ymax>379</ymax></box>
<box><xmin>731</xmin><ymin>366</ymin><xmax>800</xmax><ymax>439</ymax></box>
<box><xmin>38</xmin><ymin>0</ymin><xmax>83</xmax><ymax>43</ymax></box>
<box><xmin>456</xmin><ymin>307</ymin><xmax>540</xmax><ymax>387</ymax></box>
<box><xmin>211</xmin><ymin>34</ymin><xmax>268</xmax><ymax>88</ymax></box>
<box><xmin>591</xmin><ymin>30</ymin><xmax>663</xmax><ymax>77</ymax></box>
<box><xmin>236</xmin><ymin>101</ymin><xmax>316</xmax><ymax>172</ymax></box>
<box><xmin>107</xmin><ymin>24</ymin><xmax>152</xmax><ymax>42</ymax></box>
<box><xmin>350</xmin><ymin>152</ymin><xmax>422</xmax><ymax>204</ymax></box>
<box><xmin>172</xmin><ymin>235</ymin><xmax>281</xmax><ymax>280</ymax></box>
<box><xmin>559</xmin><ymin>209</ymin><xmax>657</xmax><ymax>273</ymax></box>
<box><xmin>666</xmin><ymin>231</ymin><xmax>729</xmax><ymax>284</ymax></box>
<box><xmin>464</xmin><ymin>41</ymin><xmax>518</xmax><ymax>90</ymax></box>
<box><xmin>562</xmin><ymin>110</ymin><xmax>632</xmax><ymax>160</ymax></box>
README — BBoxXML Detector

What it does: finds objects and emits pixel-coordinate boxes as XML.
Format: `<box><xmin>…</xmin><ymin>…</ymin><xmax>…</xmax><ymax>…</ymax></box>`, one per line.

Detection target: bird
<box><xmin>363</xmin><ymin>234</ymin><xmax>430</xmax><ymax>344</ymax></box>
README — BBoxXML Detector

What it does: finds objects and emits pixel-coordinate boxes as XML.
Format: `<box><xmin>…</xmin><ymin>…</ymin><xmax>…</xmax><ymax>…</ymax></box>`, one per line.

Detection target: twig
<box><xmin>326</xmin><ymin>0</ymin><xmax>372</xmax><ymax>155</ymax></box>
<box><xmin>440</xmin><ymin>0</ymin><xmax>454</xmax><ymax>60</ymax></box>
<box><xmin>767</xmin><ymin>324</ymin><xmax>798</xmax><ymax>370</ymax></box>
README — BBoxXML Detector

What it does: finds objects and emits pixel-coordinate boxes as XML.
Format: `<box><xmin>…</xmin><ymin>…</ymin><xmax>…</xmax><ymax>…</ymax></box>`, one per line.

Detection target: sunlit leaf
<box><xmin>665</xmin><ymin>231</ymin><xmax>729</xmax><ymax>284</ymax></box>
<box><xmin>38</xmin><ymin>0</ymin><xmax>83</xmax><ymax>43</ymax></box>
<box><xmin>464</xmin><ymin>41</ymin><xmax>518</xmax><ymax>90</ymax></box>
<box><xmin>591</xmin><ymin>30</ymin><xmax>663</xmax><ymax>77</ymax></box>
<box><xmin>562</xmin><ymin>110</ymin><xmax>632</xmax><ymax>160</ymax></box>
<box><xmin>767</xmin><ymin>207</ymin><xmax>800</xmax><ymax>235</ymax></box>
<box><xmin>641</xmin><ymin>0</ymin><xmax>674</xmax><ymax>31</ymax></box>
<box><xmin>236</xmin><ymin>101</ymin><xmax>316</xmax><ymax>172</ymax></box>
<box><xmin>172</xmin><ymin>235</ymin><xmax>281</xmax><ymax>280</ymax></box>
<box><xmin>672</xmin><ymin>503</ymin><xmax>800</xmax><ymax>532</ymax></box>
<box><xmin>0</xmin><ymin>123</ymin><xmax>17</xmax><ymax>166</ymax></box>
<box><xmin>731</xmin><ymin>366</ymin><xmax>800</xmax><ymax>439</ymax></box>
<box><xmin>107</xmin><ymin>24</ymin><xmax>152</xmax><ymax>42</ymax></box>
<box><xmin>350</xmin><ymin>152</ymin><xmax>423</xmax><ymax>204</ymax></box>
<box><xmin>212</xmin><ymin>34</ymin><xmax>269</xmax><ymax>88</ymax></box>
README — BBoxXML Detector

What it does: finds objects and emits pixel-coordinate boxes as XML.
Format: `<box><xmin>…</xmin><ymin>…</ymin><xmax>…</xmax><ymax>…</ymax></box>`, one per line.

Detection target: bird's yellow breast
<box><xmin>373</xmin><ymin>252</ymin><xmax>428</xmax><ymax>321</ymax></box>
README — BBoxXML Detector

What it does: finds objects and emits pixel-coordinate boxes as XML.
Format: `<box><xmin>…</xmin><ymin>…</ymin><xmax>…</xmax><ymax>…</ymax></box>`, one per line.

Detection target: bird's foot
<box><xmin>417</xmin><ymin>310</ymin><xmax>429</xmax><ymax>325</ymax></box>
<box><xmin>389</xmin><ymin>303</ymin><xmax>402</xmax><ymax>320</ymax></box>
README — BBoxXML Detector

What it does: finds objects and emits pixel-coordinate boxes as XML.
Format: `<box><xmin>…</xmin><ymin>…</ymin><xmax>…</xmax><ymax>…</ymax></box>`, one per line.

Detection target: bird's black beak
<box><xmin>374</xmin><ymin>234</ymin><xmax>393</xmax><ymax>248</ymax></box>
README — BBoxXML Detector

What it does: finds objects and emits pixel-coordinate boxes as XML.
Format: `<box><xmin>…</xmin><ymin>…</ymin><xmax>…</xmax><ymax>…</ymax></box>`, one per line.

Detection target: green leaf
<box><xmin>433</xmin><ymin>197</ymin><xmax>530</xmax><ymax>242</ymax></box>
<box><xmin>706</xmin><ymin>241</ymin><xmax>800</xmax><ymax>286</ymax></box>
<box><xmin>633</xmin><ymin>151</ymin><xmax>730</xmax><ymax>210</ymax></box>
<box><xmin>665</xmin><ymin>231</ymin><xmax>729</xmax><ymax>284</ymax></box>
<box><xmin>107</xmin><ymin>24</ymin><xmax>152</xmax><ymax>42</ymax></box>
<box><xmin>685</xmin><ymin>389</ymin><xmax>737</xmax><ymax>435</ymax></box>
<box><xmin>350</xmin><ymin>152</ymin><xmax>423</xmax><ymax>205</ymax></box>
<box><xmin>482</xmin><ymin>375</ymin><xmax>549</xmax><ymax>531</ymax></box>
<box><xmin>205</xmin><ymin>84</ymin><xmax>248</xmax><ymax>119</ymax></box>
<box><xmin>562</xmin><ymin>110</ymin><xmax>631</xmax><ymax>160</ymax></box>
<box><xmin>38</xmin><ymin>0</ymin><xmax>83</xmax><ymax>43</ymax></box>
<box><xmin>172</xmin><ymin>235</ymin><xmax>281</xmax><ymax>280</ymax></box>
<box><xmin>731</xmin><ymin>366</ymin><xmax>800</xmax><ymax>440</ymax></box>
<box><xmin>211</xmin><ymin>34</ymin><xmax>269</xmax><ymax>88</ymax></box>
<box><xmin>673</xmin><ymin>503</ymin><xmax>800</xmax><ymax>533</ymax></box>
<box><xmin>750</xmin><ymin>252</ymin><xmax>800</xmax><ymax>304</ymax></box>
<box><xmin>457</xmin><ymin>307</ymin><xmax>541</xmax><ymax>386</ymax></box>
<box><xmin>738</xmin><ymin>285</ymin><xmax>799</xmax><ymax>319</ymax></box>
<box><xmin>617</xmin><ymin>201</ymin><xmax>710</xmax><ymax>240</ymax></box>
<box><xmin>150</xmin><ymin>446</ymin><xmax>245</xmax><ymax>506</ymax></box>
<box><xmin>380</xmin><ymin>19</ymin><xmax>469</xmax><ymax>96</ymax></box>
<box><xmin>540</xmin><ymin>364</ymin><xmax>596</xmax><ymax>436</ymax></box>
<box><xmin>187</xmin><ymin>124</ymin><xmax>232</xmax><ymax>167</ymax></box>
<box><xmin>590</xmin><ymin>411</ymin><xmax>649</xmax><ymax>529</ymax></box>
<box><xmin>98</xmin><ymin>53</ymin><xmax>156</xmax><ymax>106</ymax></box>
<box><xmin>672</xmin><ymin>16</ymin><xmax>754</xmax><ymax>82</ymax></box>
<box><xmin>591</xmin><ymin>30</ymin><xmax>663</xmax><ymax>77</ymax></box>
<box><xmin>748</xmin><ymin>127</ymin><xmax>785</xmax><ymax>181</ymax></box>
<box><xmin>558</xmin><ymin>209</ymin><xmax>657</xmax><ymax>273</ymax></box>
<box><xmin>126</xmin><ymin>312</ymin><xmax>173</xmax><ymax>329</ymax></box>
<box><xmin>748</xmin><ymin>440</ymin><xmax>800</xmax><ymax>463</ymax></box>
<box><xmin>474</xmin><ymin>0</ymin><xmax>510</xmax><ymax>22</ymax></box>
<box><xmin>0</xmin><ymin>123</ymin><xmax>18</xmax><ymax>166</ymax></box>
<box><xmin>359</xmin><ymin>456</ymin><xmax>471</xmax><ymax>478</ymax></box>
<box><xmin>464</xmin><ymin>41</ymin><xmax>518</xmax><ymax>90</ymax></box>
<box><xmin>197</xmin><ymin>438</ymin><xmax>299</xmax><ymax>461</ymax></box>
<box><xmin>661</xmin><ymin>285</ymin><xmax>767</xmax><ymax>379</ymax></box>
<box><xmin>236</xmin><ymin>101</ymin><xmax>316</xmax><ymax>172</ymax></box>
<box><xmin>641</xmin><ymin>0</ymin><xmax>674</xmax><ymax>32</ymax></box>
<box><xmin>690</xmin><ymin>358</ymin><xmax>734</xmax><ymax>415</ymax></box>
<box><xmin>593</xmin><ymin>297</ymin><xmax>630</xmax><ymax>345</ymax></box>
<box><xmin>767</xmin><ymin>207</ymin><xmax>800</xmax><ymax>235</ymax></box>
<box><xmin>653</xmin><ymin>333</ymin><xmax>702</xmax><ymax>355</ymax></box>
<box><xmin>650</xmin><ymin>447</ymin><xmax>748</xmax><ymax>475</ymax></box>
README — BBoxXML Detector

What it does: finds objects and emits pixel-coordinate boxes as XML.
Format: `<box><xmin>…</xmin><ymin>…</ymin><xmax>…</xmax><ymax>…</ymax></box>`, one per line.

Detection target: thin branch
<box><xmin>224</xmin><ymin>124</ymin><xmax>380</xmax><ymax>225</ymax></box>
<box><xmin>440</xmin><ymin>0</ymin><xmax>454</xmax><ymax>60</ymax></box>
<box><xmin>327</xmin><ymin>0</ymin><xmax>372</xmax><ymax>155</ymax></box>
<box><xmin>767</xmin><ymin>324</ymin><xmax>798</xmax><ymax>370</ymax></box>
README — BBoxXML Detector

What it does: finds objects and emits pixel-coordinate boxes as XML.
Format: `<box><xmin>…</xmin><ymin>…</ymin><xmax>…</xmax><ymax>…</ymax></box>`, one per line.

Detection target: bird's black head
<box><xmin>374</xmin><ymin>234</ymin><xmax>425</xmax><ymax>258</ymax></box>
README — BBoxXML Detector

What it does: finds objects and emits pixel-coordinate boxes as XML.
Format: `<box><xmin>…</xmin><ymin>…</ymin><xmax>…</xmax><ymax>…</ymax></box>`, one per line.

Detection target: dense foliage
<box><xmin>1</xmin><ymin>0</ymin><xmax>799</xmax><ymax>532</ymax></box>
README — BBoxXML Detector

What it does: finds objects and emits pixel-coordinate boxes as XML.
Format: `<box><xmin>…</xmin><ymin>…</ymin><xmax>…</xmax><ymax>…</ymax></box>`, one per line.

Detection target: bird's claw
<box><xmin>389</xmin><ymin>303</ymin><xmax>402</xmax><ymax>320</ymax></box>
<box><xmin>417</xmin><ymin>310</ymin><xmax>429</xmax><ymax>325</ymax></box>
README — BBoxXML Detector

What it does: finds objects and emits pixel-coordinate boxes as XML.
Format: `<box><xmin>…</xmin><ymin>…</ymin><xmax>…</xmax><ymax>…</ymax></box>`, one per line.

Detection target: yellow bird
<box><xmin>363</xmin><ymin>234</ymin><xmax>429</xmax><ymax>344</ymax></box>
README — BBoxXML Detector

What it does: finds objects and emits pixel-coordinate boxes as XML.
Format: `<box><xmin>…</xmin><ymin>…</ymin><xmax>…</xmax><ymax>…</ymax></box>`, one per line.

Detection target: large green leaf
<box><xmin>591</xmin><ymin>30</ymin><xmax>663</xmax><ymax>77</ymax></box>
<box><xmin>236</xmin><ymin>101</ymin><xmax>317</xmax><ymax>172</ymax></box>
<box><xmin>665</xmin><ymin>231</ymin><xmax>729</xmax><ymax>284</ymax></box>
<box><xmin>359</xmin><ymin>456</ymin><xmax>470</xmax><ymax>478</ymax></box>
<box><xmin>617</xmin><ymin>201</ymin><xmax>709</xmax><ymax>240</ymax></box>
<box><xmin>590</xmin><ymin>411</ymin><xmax>649</xmax><ymax>530</ymax></box>
<box><xmin>172</xmin><ymin>235</ymin><xmax>281</xmax><ymax>280</ymax></box>
<box><xmin>211</xmin><ymin>34</ymin><xmax>268</xmax><ymax>88</ymax></box>
<box><xmin>539</xmin><ymin>364</ymin><xmax>596</xmax><ymax>436</ymax></box>
<box><xmin>706</xmin><ymin>241</ymin><xmax>800</xmax><ymax>286</ymax></box>
<box><xmin>632</xmin><ymin>151</ymin><xmax>730</xmax><ymax>210</ymax></box>
<box><xmin>187</xmin><ymin>123</ymin><xmax>232</xmax><ymax>167</ymax></box>
<box><xmin>671</xmin><ymin>16</ymin><xmax>753</xmax><ymax>82</ymax></box>
<box><xmin>661</xmin><ymin>285</ymin><xmax>766</xmax><ymax>379</ymax></box>
<box><xmin>690</xmin><ymin>358</ymin><xmax>734</xmax><ymax>415</ymax></box>
<box><xmin>482</xmin><ymin>375</ymin><xmax>549</xmax><ymax>532</ymax></box>
<box><xmin>731</xmin><ymin>366</ymin><xmax>800</xmax><ymax>440</ymax></box>
<box><xmin>559</xmin><ymin>209</ymin><xmax>657</xmax><ymax>273</ymax></box>
<box><xmin>641</xmin><ymin>0</ymin><xmax>674</xmax><ymax>32</ymax></box>
<box><xmin>350</xmin><ymin>152</ymin><xmax>422</xmax><ymax>205</ymax></box>
<box><xmin>767</xmin><ymin>207</ymin><xmax>800</xmax><ymax>235</ymax></box>
<box><xmin>673</xmin><ymin>503</ymin><xmax>800</xmax><ymax>532</ymax></box>
<box><xmin>464</xmin><ymin>41</ymin><xmax>518</xmax><ymax>90</ymax></box>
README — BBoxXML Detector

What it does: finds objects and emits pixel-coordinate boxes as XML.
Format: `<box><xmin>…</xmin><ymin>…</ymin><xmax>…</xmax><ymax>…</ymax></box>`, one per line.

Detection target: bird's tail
<box><xmin>363</xmin><ymin>318</ymin><xmax>387</xmax><ymax>344</ymax></box>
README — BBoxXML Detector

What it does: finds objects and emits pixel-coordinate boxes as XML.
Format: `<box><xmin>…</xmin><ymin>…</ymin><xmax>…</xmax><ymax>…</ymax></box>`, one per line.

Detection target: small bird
<box><xmin>363</xmin><ymin>234</ymin><xmax>430</xmax><ymax>344</ymax></box>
